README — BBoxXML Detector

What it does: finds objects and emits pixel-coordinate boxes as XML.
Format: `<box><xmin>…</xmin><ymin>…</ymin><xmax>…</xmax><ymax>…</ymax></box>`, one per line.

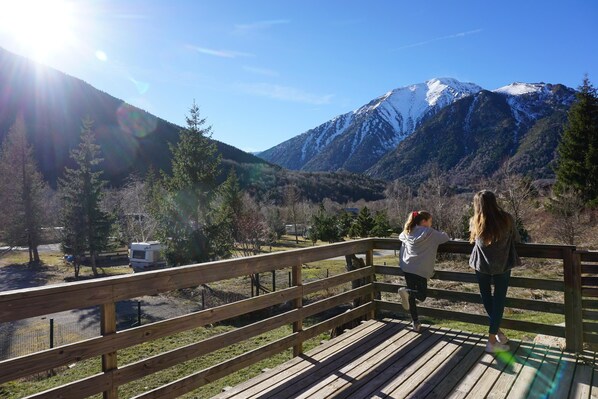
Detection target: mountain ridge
<box><xmin>259</xmin><ymin>77</ymin><xmax>483</xmax><ymax>173</ymax></box>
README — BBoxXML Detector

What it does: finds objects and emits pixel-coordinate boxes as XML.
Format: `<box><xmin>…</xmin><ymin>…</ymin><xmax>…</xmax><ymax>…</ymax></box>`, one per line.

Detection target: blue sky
<box><xmin>0</xmin><ymin>0</ymin><xmax>597</xmax><ymax>152</ymax></box>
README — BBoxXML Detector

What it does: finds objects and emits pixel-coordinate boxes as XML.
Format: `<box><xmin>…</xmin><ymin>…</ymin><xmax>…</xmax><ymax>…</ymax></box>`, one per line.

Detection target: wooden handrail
<box><xmin>1</xmin><ymin>238</ymin><xmax>596</xmax><ymax>398</ymax></box>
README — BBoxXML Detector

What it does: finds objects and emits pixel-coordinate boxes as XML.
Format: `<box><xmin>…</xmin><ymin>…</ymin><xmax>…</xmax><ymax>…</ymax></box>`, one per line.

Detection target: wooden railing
<box><xmin>0</xmin><ymin>238</ymin><xmax>595</xmax><ymax>398</ymax></box>
<box><xmin>373</xmin><ymin>239</ymin><xmax>583</xmax><ymax>352</ymax></box>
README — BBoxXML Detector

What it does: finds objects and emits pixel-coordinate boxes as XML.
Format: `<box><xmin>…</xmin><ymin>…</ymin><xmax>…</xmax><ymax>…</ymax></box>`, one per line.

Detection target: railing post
<box><xmin>101</xmin><ymin>302</ymin><xmax>118</xmax><ymax>399</ymax></box>
<box><xmin>563</xmin><ymin>247</ymin><xmax>583</xmax><ymax>352</ymax></box>
<box><xmin>292</xmin><ymin>264</ymin><xmax>303</xmax><ymax>357</ymax></box>
<box><xmin>365</xmin><ymin>249</ymin><xmax>375</xmax><ymax>320</ymax></box>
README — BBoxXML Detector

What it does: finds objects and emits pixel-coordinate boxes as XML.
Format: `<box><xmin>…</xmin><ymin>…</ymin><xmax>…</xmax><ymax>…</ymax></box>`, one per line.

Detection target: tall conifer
<box><xmin>555</xmin><ymin>76</ymin><xmax>598</xmax><ymax>202</ymax></box>
<box><xmin>0</xmin><ymin>116</ymin><xmax>45</xmax><ymax>264</ymax></box>
<box><xmin>59</xmin><ymin>118</ymin><xmax>111</xmax><ymax>277</ymax></box>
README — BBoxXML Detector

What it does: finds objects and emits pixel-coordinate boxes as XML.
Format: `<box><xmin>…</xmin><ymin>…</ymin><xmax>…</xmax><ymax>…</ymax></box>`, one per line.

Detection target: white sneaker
<box><xmin>485</xmin><ymin>341</ymin><xmax>510</xmax><ymax>353</ymax></box>
<box><xmin>398</xmin><ymin>287</ymin><xmax>410</xmax><ymax>310</ymax></box>
<box><xmin>497</xmin><ymin>331</ymin><xmax>509</xmax><ymax>344</ymax></box>
<box><xmin>412</xmin><ymin>321</ymin><xmax>421</xmax><ymax>332</ymax></box>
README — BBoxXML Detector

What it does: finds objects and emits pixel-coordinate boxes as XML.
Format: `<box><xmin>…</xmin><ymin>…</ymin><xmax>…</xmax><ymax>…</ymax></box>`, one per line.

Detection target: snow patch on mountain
<box><xmin>494</xmin><ymin>82</ymin><xmax>544</xmax><ymax>96</ymax></box>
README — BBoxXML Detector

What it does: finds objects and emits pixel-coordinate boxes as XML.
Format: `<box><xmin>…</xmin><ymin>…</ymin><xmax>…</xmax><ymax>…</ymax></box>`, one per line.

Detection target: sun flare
<box><xmin>0</xmin><ymin>0</ymin><xmax>76</xmax><ymax>61</ymax></box>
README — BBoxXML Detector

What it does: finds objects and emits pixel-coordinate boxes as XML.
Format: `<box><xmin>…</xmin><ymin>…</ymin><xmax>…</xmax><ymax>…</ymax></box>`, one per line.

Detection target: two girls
<box><xmin>399</xmin><ymin>190</ymin><xmax>520</xmax><ymax>354</ymax></box>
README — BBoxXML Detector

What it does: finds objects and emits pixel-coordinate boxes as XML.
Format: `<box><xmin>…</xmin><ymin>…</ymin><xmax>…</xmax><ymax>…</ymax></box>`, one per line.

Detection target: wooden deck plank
<box><xmin>297</xmin><ymin>323</ymin><xmax>430</xmax><ymax>398</ymax></box>
<box><xmin>423</xmin><ymin>335</ymin><xmax>487</xmax><ymax>399</ymax></box>
<box><xmin>253</xmin><ymin>320</ymin><xmax>408</xmax><ymax>399</ymax></box>
<box><xmin>398</xmin><ymin>331</ymin><xmax>482</xmax><ymax>398</ymax></box>
<box><xmin>569</xmin><ymin>352</ymin><xmax>595</xmax><ymax>399</ymax></box>
<box><xmin>359</xmin><ymin>329</ymin><xmax>464</xmax><ymax>398</ymax></box>
<box><xmin>211</xmin><ymin>324</ymin><xmax>598</xmax><ymax>399</ymax></box>
<box><xmin>213</xmin><ymin>319</ymin><xmax>386</xmax><ymax>399</ymax></box>
<box><xmin>447</xmin><ymin>347</ymin><xmax>500</xmax><ymax>398</ymax></box>
<box><xmin>548</xmin><ymin>351</ymin><xmax>581</xmax><ymax>399</ymax></box>
<box><xmin>268</xmin><ymin>320</ymin><xmax>414</xmax><ymax>399</ymax></box>
<box><xmin>525</xmin><ymin>346</ymin><xmax>565</xmax><ymax>399</ymax></box>
<box><xmin>486</xmin><ymin>341</ymin><xmax>538</xmax><ymax>399</ymax></box>
<box><xmin>505</xmin><ymin>344</ymin><xmax>550</xmax><ymax>399</ymax></box>
<box><xmin>331</xmin><ymin>327</ymin><xmax>454</xmax><ymax>399</ymax></box>
<box><xmin>591</xmin><ymin>359</ymin><xmax>598</xmax><ymax>399</ymax></box>
<box><xmin>464</xmin><ymin>341</ymin><xmax>523</xmax><ymax>399</ymax></box>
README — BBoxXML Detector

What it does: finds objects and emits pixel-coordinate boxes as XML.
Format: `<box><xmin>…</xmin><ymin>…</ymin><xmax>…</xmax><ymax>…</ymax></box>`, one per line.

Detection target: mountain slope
<box><xmin>259</xmin><ymin>78</ymin><xmax>482</xmax><ymax>173</ymax></box>
<box><xmin>0</xmin><ymin>47</ymin><xmax>264</xmax><ymax>187</ymax></box>
<box><xmin>366</xmin><ymin>83</ymin><xmax>576</xmax><ymax>186</ymax></box>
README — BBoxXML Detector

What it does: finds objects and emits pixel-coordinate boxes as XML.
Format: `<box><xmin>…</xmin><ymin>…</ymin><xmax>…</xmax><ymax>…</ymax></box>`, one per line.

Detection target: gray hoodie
<box><xmin>399</xmin><ymin>226</ymin><xmax>450</xmax><ymax>279</ymax></box>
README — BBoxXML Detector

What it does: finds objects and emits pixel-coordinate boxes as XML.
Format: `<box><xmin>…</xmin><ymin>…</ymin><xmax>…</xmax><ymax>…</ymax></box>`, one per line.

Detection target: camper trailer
<box><xmin>129</xmin><ymin>241</ymin><xmax>167</xmax><ymax>272</ymax></box>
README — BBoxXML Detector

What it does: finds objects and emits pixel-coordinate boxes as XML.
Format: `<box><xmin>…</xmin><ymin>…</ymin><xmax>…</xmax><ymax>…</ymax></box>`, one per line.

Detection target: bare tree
<box><xmin>283</xmin><ymin>184</ymin><xmax>302</xmax><ymax>243</ymax></box>
<box><xmin>494</xmin><ymin>160</ymin><xmax>534</xmax><ymax>240</ymax></box>
<box><xmin>546</xmin><ymin>189</ymin><xmax>586</xmax><ymax>245</ymax></box>
<box><xmin>118</xmin><ymin>174</ymin><xmax>159</xmax><ymax>243</ymax></box>
<box><xmin>236</xmin><ymin>194</ymin><xmax>269</xmax><ymax>257</ymax></box>
<box><xmin>384</xmin><ymin>179</ymin><xmax>415</xmax><ymax>227</ymax></box>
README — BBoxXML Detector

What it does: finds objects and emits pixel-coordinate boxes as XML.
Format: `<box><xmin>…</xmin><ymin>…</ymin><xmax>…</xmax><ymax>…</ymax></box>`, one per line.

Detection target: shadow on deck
<box><xmin>215</xmin><ymin>319</ymin><xmax>597</xmax><ymax>399</ymax></box>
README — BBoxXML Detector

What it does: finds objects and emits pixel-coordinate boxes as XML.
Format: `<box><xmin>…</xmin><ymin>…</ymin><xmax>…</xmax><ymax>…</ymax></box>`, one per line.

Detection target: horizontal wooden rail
<box><xmin>375</xmin><ymin>282</ymin><xmax>565</xmax><ymax>314</ymax></box>
<box><xmin>374</xmin><ymin>265</ymin><xmax>564</xmax><ymax>291</ymax></box>
<box><xmin>373</xmin><ymin>238</ymin><xmax>576</xmax><ymax>259</ymax></box>
<box><xmin>376</xmin><ymin>301</ymin><xmax>566</xmax><ymax>338</ymax></box>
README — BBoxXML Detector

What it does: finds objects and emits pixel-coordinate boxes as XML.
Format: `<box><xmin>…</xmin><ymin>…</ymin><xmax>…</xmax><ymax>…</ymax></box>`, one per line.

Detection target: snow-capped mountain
<box><xmin>258</xmin><ymin>78</ymin><xmax>482</xmax><ymax>173</ymax></box>
<box><xmin>367</xmin><ymin>83</ymin><xmax>576</xmax><ymax>186</ymax></box>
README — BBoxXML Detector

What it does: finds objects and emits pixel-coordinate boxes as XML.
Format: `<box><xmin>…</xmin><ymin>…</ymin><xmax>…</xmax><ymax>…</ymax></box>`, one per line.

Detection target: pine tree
<box><xmin>371</xmin><ymin>211</ymin><xmax>392</xmax><ymax>238</ymax></box>
<box><xmin>354</xmin><ymin>207</ymin><xmax>375</xmax><ymax>238</ymax></box>
<box><xmin>59</xmin><ymin>118</ymin><xmax>111</xmax><ymax>277</ymax></box>
<box><xmin>0</xmin><ymin>116</ymin><xmax>45</xmax><ymax>264</ymax></box>
<box><xmin>310</xmin><ymin>204</ymin><xmax>341</xmax><ymax>243</ymax></box>
<box><xmin>215</xmin><ymin>168</ymin><xmax>243</xmax><ymax>252</ymax></box>
<box><xmin>555</xmin><ymin>76</ymin><xmax>598</xmax><ymax>203</ymax></box>
<box><xmin>158</xmin><ymin>102</ymin><xmax>222</xmax><ymax>265</ymax></box>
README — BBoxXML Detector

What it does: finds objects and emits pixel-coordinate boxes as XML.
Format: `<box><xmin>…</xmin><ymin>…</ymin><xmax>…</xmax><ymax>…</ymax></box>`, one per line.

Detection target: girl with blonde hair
<box><xmin>398</xmin><ymin>210</ymin><xmax>449</xmax><ymax>332</ymax></box>
<box><xmin>469</xmin><ymin>190</ymin><xmax>521</xmax><ymax>353</ymax></box>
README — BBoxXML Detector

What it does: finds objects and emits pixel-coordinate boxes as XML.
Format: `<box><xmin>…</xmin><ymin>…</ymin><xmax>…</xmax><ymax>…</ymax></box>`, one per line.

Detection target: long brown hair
<box><xmin>403</xmin><ymin>210</ymin><xmax>432</xmax><ymax>234</ymax></box>
<box><xmin>469</xmin><ymin>190</ymin><xmax>512</xmax><ymax>245</ymax></box>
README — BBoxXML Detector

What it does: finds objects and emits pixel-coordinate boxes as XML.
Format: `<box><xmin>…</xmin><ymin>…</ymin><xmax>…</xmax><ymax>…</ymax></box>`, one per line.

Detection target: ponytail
<box><xmin>403</xmin><ymin>210</ymin><xmax>432</xmax><ymax>234</ymax></box>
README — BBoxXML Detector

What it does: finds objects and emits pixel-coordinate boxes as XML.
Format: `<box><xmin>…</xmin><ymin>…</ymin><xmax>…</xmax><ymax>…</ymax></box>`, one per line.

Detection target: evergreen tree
<box><xmin>337</xmin><ymin>211</ymin><xmax>353</xmax><ymax>238</ymax></box>
<box><xmin>0</xmin><ymin>116</ymin><xmax>45</xmax><ymax>264</ymax></box>
<box><xmin>371</xmin><ymin>210</ymin><xmax>392</xmax><ymax>238</ymax></box>
<box><xmin>310</xmin><ymin>204</ymin><xmax>341</xmax><ymax>243</ymax></box>
<box><xmin>346</xmin><ymin>207</ymin><xmax>375</xmax><ymax>238</ymax></box>
<box><xmin>215</xmin><ymin>168</ymin><xmax>243</xmax><ymax>250</ymax></box>
<box><xmin>157</xmin><ymin>102</ymin><xmax>223</xmax><ymax>265</ymax></box>
<box><xmin>555</xmin><ymin>76</ymin><xmax>598</xmax><ymax>203</ymax></box>
<box><xmin>59</xmin><ymin>118</ymin><xmax>111</xmax><ymax>277</ymax></box>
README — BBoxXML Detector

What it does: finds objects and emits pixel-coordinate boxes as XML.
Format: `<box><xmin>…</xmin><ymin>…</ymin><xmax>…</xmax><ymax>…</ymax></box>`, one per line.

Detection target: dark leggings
<box><xmin>475</xmin><ymin>270</ymin><xmax>511</xmax><ymax>334</ymax></box>
<box><xmin>404</xmin><ymin>272</ymin><xmax>428</xmax><ymax>322</ymax></box>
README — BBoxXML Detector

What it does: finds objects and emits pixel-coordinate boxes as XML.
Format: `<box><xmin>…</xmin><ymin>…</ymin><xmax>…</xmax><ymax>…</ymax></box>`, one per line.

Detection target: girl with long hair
<box><xmin>469</xmin><ymin>190</ymin><xmax>521</xmax><ymax>353</ymax></box>
<box><xmin>398</xmin><ymin>210</ymin><xmax>449</xmax><ymax>332</ymax></box>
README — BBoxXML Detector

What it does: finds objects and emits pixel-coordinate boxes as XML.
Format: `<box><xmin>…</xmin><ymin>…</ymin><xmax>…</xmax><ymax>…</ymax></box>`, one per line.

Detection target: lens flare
<box><xmin>129</xmin><ymin>77</ymin><xmax>150</xmax><ymax>95</ymax></box>
<box><xmin>116</xmin><ymin>103</ymin><xmax>158</xmax><ymax>138</ymax></box>
<box><xmin>95</xmin><ymin>50</ymin><xmax>108</xmax><ymax>62</ymax></box>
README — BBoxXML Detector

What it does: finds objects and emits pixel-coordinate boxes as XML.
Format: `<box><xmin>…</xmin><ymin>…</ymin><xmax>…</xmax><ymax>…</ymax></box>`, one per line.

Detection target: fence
<box><xmin>0</xmin><ymin>238</ymin><xmax>595</xmax><ymax>399</ymax></box>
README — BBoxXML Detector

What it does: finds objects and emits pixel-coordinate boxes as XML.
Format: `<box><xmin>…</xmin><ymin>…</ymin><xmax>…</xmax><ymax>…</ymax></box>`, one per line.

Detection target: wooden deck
<box><xmin>214</xmin><ymin>319</ymin><xmax>597</xmax><ymax>399</ymax></box>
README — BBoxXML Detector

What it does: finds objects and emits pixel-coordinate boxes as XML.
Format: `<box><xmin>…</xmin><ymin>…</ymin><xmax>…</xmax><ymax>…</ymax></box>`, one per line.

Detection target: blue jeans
<box><xmin>475</xmin><ymin>270</ymin><xmax>511</xmax><ymax>334</ymax></box>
